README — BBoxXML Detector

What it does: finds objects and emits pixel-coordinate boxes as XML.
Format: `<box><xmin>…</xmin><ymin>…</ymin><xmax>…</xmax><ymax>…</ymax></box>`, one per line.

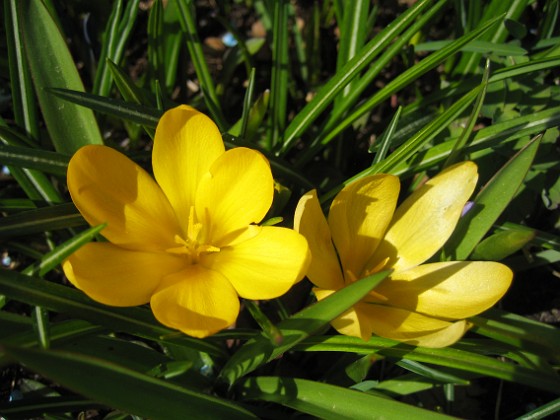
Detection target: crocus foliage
<box><xmin>63</xmin><ymin>105</ymin><xmax>309</xmax><ymax>338</ymax></box>
<box><xmin>294</xmin><ymin>162</ymin><xmax>513</xmax><ymax>347</ymax></box>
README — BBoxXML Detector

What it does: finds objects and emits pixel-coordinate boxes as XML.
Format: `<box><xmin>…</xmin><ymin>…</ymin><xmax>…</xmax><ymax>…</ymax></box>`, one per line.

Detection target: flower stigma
<box><xmin>166</xmin><ymin>207</ymin><xmax>220</xmax><ymax>264</ymax></box>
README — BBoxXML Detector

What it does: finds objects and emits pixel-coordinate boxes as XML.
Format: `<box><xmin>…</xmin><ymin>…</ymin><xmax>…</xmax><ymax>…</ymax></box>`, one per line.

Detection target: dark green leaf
<box><xmin>1</xmin><ymin>345</ymin><xmax>255</xmax><ymax>419</ymax></box>
<box><xmin>218</xmin><ymin>271</ymin><xmax>389</xmax><ymax>385</ymax></box>
<box><xmin>0</xmin><ymin>269</ymin><xmax>225</xmax><ymax>358</ymax></box>
<box><xmin>0</xmin><ymin>203</ymin><xmax>84</xmax><ymax>238</ymax></box>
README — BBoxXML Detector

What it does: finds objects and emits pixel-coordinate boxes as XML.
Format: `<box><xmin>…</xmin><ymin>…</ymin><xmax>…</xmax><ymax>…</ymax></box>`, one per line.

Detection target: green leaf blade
<box><xmin>17</xmin><ymin>0</ymin><xmax>103</xmax><ymax>154</ymax></box>
<box><xmin>238</xmin><ymin>376</ymin><xmax>453</xmax><ymax>419</ymax></box>
<box><xmin>218</xmin><ymin>271</ymin><xmax>389</xmax><ymax>385</ymax></box>
<box><xmin>1</xmin><ymin>345</ymin><xmax>256</xmax><ymax>420</ymax></box>
<box><xmin>443</xmin><ymin>135</ymin><xmax>541</xmax><ymax>260</ymax></box>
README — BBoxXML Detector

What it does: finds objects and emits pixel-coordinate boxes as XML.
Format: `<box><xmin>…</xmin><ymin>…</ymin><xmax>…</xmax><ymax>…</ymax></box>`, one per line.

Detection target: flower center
<box><xmin>344</xmin><ymin>256</ymin><xmax>391</xmax><ymax>302</ymax></box>
<box><xmin>166</xmin><ymin>207</ymin><xmax>220</xmax><ymax>264</ymax></box>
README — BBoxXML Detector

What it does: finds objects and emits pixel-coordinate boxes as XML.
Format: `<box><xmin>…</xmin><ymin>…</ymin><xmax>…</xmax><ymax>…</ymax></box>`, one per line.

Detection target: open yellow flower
<box><xmin>294</xmin><ymin>162</ymin><xmax>512</xmax><ymax>347</ymax></box>
<box><xmin>63</xmin><ymin>105</ymin><xmax>309</xmax><ymax>338</ymax></box>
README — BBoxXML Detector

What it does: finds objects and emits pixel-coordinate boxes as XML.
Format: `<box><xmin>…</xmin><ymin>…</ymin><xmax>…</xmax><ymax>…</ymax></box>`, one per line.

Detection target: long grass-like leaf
<box><xmin>319</xmin><ymin>0</ymin><xmax>447</xmax><ymax>149</ymax></box>
<box><xmin>444</xmin><ymin>59</ymin><xmax>491</xmax><ymax>167</ymax></box>
<box><xmin>322</xmin><ymin>87</ymin><xmax>479</xmax><ymax>203</ymax></box>
<box><xmin>93</xmin><ymin>0</ymin><xmax>140</xmax><ymax>96</ymax></box>
<box><xmin>0</xmin><ymin>270</ymin><xmax>225</xmax><ymax>357</ymax></box>
<box><xmin>280</xmin><ymin>0</ymin><xmax>436</xmax><ymax>153</ymax></box>
<box><xmin>391</xmin><ymin>106</ymin><xmax>560</xmax><ymax>176</ymax></box>
<box><xmin>218</xmin><ymin>271</ymin><xmax>389</xmax><ymax>386</ymax></box>
<box><xmin>49</xmin><ymin>89</ymin><xmax>161</xmax><ymax>127</ymax></box>
<box><xmin>0</xmin><ymin>144</ymin><xmax>69</xmax><ymax>177</ymax></box>
<box><xmin>293</xmin><ymin>336</ymin><xmax>560</xmax><ymax>394</ymax></box>
<box><xmin>23</xmin><ymin>224</ymin><xmax>106</xmax><ymax>277</ymax></box>
<box><xmin>0</xmin><ymin>203</ymin><xmax>84</xmax><ymax>238</ymax></box>
<box><xmin>453</xmin><ymin>0</ymin><xmax>529</xmax><ymax>76</ymax></box>
<box><xmin>443</xmin><ymin>135</ymin><xmax>541</xmax><ymax>260</ymax></box>
<box><xmin>516</xmin><ymin>397</ymin><xmax>560</xmax><ymax>420</ymax></box>
<box><xmin>318</xmin><ymin>15</ymin><xmax>504</xmax><ymax>148</ymax></box>
<box><xmin>4</xmin><ymin>0</ymin><xmax>39</xmax><ymax>140</ymax></box>
<box><xmin>238</xmin><ymin>376</ymin><xmax>452</xmax><ymax>419</ymax></box>
<box><xmin>470</xmin><ymin>308</ymin><xmax>560</xmax><ymax>361</ymax></box>
<box><xmin>0</xmin><ymin>396</ymin><xmax>103</xmax><ymax>419</ymax></box>
<box><xmin>176</xmin><ymin>0</ymin><xmax>226</xmax><ymax>129</ymax></box>
<box><xmin>16</xmin><ymin>0</ymin><xmax>103</xmax><ymax>153</ymax></box>
<box><xmin>268</xmin><ymin>0</ymin><xmax>290</xmax><ymax>150</ymax></box>
<box><xmin>0</xmin><ymin>124</ymin><xmax>64</xmax><ymax>204</ymax></box>
<box><xmin>1</xmin><ymin>345</ymin><xmax>255</xmax><ymax>419</ymax></box>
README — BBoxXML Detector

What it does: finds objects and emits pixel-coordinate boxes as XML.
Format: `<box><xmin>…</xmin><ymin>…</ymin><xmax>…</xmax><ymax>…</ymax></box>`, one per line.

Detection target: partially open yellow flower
<box><xmin>63</xmin><ymin>105</ymin><xmax>309</xmax><ymax>338</ymax></box>
<box><xmin>294</xmin><ymin>162</ymin><xmax>512</xmax><ymax>347</ymax></box>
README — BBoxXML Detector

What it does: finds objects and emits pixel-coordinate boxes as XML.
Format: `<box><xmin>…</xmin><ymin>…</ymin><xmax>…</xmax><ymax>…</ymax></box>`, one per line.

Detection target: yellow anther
<box><xmin>166</xmin><ymin>208</ymin><xmax>220</xmax><ymax>264</ymax></box>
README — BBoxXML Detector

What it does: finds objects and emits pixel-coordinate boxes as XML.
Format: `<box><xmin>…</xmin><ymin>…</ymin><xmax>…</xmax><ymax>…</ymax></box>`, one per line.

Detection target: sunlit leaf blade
<box><xmin>395</xmin><ymin>359</ymin><xmax>470</xmax><ymax>385</ymax></box>
<box><xmin>93</xmin><ymin>0</ymin><xmax>141</xmax><ymax>96</ymax></box>
<box><xmin>335</xmin><ymin>0</ymin><xmax>370</xmax><ymax>103</ymax></box>
<box><xmin>391</xmin><ymin>106</ymin><xmax>560</xmax><ymax>176</ymax></box>
<box><xmin>17</xmin><ymin>0</ymin><xmax>103</xmax><ymax>153</ymax></box>
<box><xmin>318</xmin><ymin>14</ymin><xmax>504</xmax><ymax>149</ymax></box>
<box><xmin>280</xmin><ymin>0</ymin><xmax>436</xmax><ymax>153</ymax></box>
<box><xmin>415</xmin><ymin>39</ymin><xmax>528</xmax><ymax>56</ymax></box>
<box><xmin>470</xmin><ymin>308</ymin><xmax>560</xmax><ymax>361</ymax></box>
<box><xmin>0</xmin><ymin>269</ymin><xmax>225</xmax><ymax>358</ymax></box>
<box><xmin>218</xmin><ymin>271</ymin><xmax>389</xmax><ymax>386</ymax></box>
<box><xmin>147</xmin><ymin>0</ymin><xmax>165</xmax><ymax>92</ymax></box>
<box><xmin>24</xmin><ymin>224</ymin><xmax>106</xmax><ymax>277</ymax></box>
<box><xmin>471</xmin><ymin>229</ymin><xmax>535</xmax><ymax>261</ymax></box>
<box><xmin>268</xmin><ymin>0</ymin><xmax>289</xmax><ymax>149</ymax></box>
<box><xmin>443</xmin><ymin>135</ymin><xmax>541</xmax><ymax>260</ymax></box>
<box><xmin>176</xmin><ymin>0</ymin><xmax>226</xmax><ymax>129</ymax></box>
<box><xmin>403</xmin><ymin>56</ymin><xmax>560</xmax><ymax>121</ymax></box>
<box><xmin>322</xmin><ymin>87</ymin><xmax>478</xmax><ymax>203</ymax></box>
<box><xmin>294</xmin><ymin>335</ymin><xmax>560</xmax><ymax>394</ymax></box>
<box><xmin>370</xmin><ymin>106</ymin><xmax>402</xmax><ymax>162</ymax></box>
<box><xmin>1</xmin><ymin>345</ymin><xmax>255</xmax><ymax>420</ymax></box>
<box><xmin>444</xmin><ymin>59</ymin><xmax>491</xmax><ymax>167</ymax></box>
<box><xmin>320</xmin><ymin>0</ymin><xmax>447</xmax><ymax>145</ymax></box>
<box><xmin>516</xmin><ymin>397</ymin><xmax>560</xmax><ymax>420</ymax></box>
<box><xmin>238</xmin><ymin>376</ymin><xmax>453</xmax><ymax>419</ymax></box>
<box><xmin>453</xmin><ymin>0</ymin><xmax>529</xmax><ymax>76</ymax></box>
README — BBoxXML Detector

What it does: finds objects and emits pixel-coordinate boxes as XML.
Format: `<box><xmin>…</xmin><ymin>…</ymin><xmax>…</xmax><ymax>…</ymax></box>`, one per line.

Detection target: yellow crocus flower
<box><xmin>63</xmin><ymin>105</ymin><xmax>309</xmax><ymax>338</ymax></box>
<box><xmin>294</xmin><ymin>162</ymin><xmax>512</xmax><ymax>347</ymax></box>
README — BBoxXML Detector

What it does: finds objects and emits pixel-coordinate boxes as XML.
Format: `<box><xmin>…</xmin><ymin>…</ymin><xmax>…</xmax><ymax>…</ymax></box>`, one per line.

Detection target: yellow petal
<box><xmin>371</xmin><ymin>161</ymin><xmax>478</xmax><ymax>272</ymax></box>
<box><xmin>375</xmin><ymin>261</ymin><xmax>512</xmax><ymax>319</ymax></box>
<box><xmin>62</xmin><ymin>243</ymin><xmax>186</xmax><ymax>306</ymax></box>
<box><xmin>151</xmin><ymin>265</ymin><xmax>240</xmax><ymax>338</ymax></box>
<box><xmin>317</xmin><ymin>291</ymin><xmax>373</xmax><ymax>341</ymax></box>
<box><xmin>152</xmin><ymin>105</ymin><xmax>225</xmax><ymax>234</ymax></box>
<box><xmin>67</xmin><ymin>145</ymin><xmax>180</xmax><ymax>251</ymax></box>
<box><xmin>294</xmin><ymin>190</ymin><xmax>344</xmax><ymax>290</ymax></box>
<box><xmin>362</xmin><ymin>304</ymin><xmax>470</xmax><ymax>347</ymax></box>
<box><xmin>196</xmin><ymin>147</ymin><xmax>273</xmax><ymax>245</ymax></box>
<box><xmin>203</xmin><ymin>226</ymin><xmax>310</xmax><ymax>300</ymax></box>
<box><xmin>328</xmin><ymin>175</ymin><xmax>399</xmax><ymax>280</ymax></box>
